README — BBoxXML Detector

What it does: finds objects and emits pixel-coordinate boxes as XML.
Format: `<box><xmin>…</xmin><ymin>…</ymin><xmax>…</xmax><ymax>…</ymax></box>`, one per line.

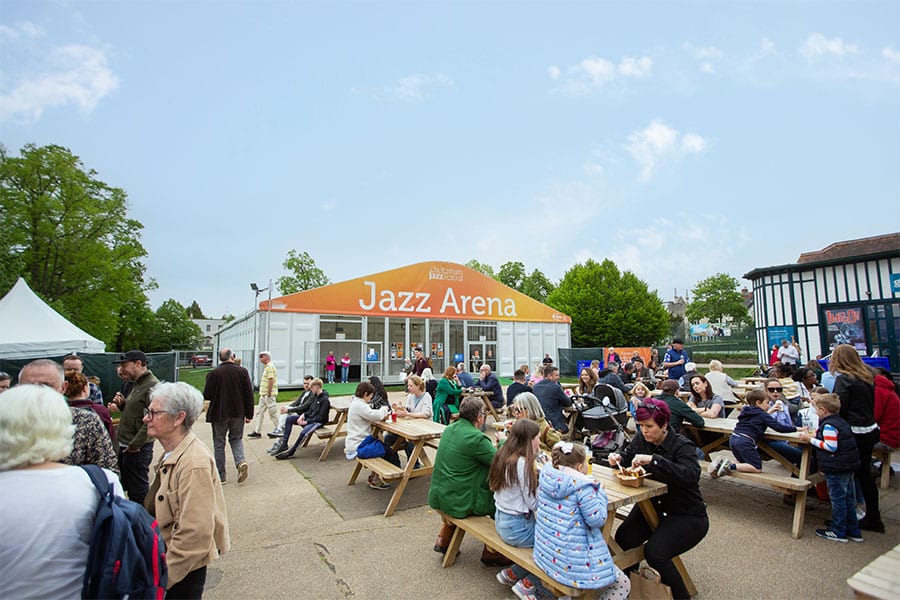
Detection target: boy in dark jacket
<box><xmin>710</xmin><ymin>388</ymin><xmax>798</xmax><ymax>478</ymax></box>
<box><xmin>799</xmin><ymin>393</ymin><xmax>862</xmax><ymax>543</ymax></box>
<box><xmin>274</xmin><ymin>378</ymin><xmax>331</xmax><ymax>459</ymax></box>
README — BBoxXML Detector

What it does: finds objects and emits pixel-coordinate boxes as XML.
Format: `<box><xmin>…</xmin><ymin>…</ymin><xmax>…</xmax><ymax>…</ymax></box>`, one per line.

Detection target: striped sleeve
<box><xmin>810</xmin><ymin>424</ymin><xmax>838</xmax><ymax>453</ymax></box>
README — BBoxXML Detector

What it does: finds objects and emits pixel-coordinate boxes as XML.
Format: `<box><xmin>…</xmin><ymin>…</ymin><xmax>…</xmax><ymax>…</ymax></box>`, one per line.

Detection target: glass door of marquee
<box><xmin>866</xmin><ymin>302</ymin><xmax>900</xmax><ymax>372</ymax></box>
<box><xmin>467</xmin><ymin>342</ymin><xmax>497</xmax><ymax>375</ymax></box>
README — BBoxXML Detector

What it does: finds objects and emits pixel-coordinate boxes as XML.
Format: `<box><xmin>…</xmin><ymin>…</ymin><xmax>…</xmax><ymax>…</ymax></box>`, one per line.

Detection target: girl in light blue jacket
<box><xmin>534</xmin><ymin>442</ymin><xmax>630</xmax><ymax>598</ymax></box>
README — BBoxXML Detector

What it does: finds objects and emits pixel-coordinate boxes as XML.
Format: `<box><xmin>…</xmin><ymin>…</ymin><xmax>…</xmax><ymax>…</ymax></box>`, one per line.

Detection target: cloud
<box><xmin>367</xmin><ymin>73</ymin><xmax>454</xmax><ymax>102</ymax></box>
<box><xmin>884</xmin><ymin>47</ymin><xmax>900</xmax><ymax>64</ymax></box>
<box><xmin>0</xmin><ymin>21</ymin><xmax>45</xmax><ymax>42</ymax></box>
<box><xmin>800</xmin><ymin>33</ymin><xmax>860</xmax><ymax>61</ymax></box>
<box><xmin>760</xmin><ymin>38</ymin><xmax>776</xmax><ymax>54</ymax></box>
<box><xmin>549</xmin><ymin>54</ymin><xmax>653</xmax><ymax>94</ymax></box>
<box><xmin>683</xmin><ymin>43</ymin><xmax>723</xmax><ymax>74</ymax></box>
<box><xmin>0</xmin><ymin>44</ymin><xmax>118</xmax><ymax>124</ymax></box>
<box><xmin>625</xmin><ymin>119</ymin><xmax>708</xmax><ymax>181</ymax></box>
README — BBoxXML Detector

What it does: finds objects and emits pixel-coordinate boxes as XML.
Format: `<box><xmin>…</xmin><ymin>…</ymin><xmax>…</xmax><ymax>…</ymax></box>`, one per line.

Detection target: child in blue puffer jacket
<box><xmin>533</xmin><ymin>441</ymin><xmax>630</xmax><ymax>599</ymax></box>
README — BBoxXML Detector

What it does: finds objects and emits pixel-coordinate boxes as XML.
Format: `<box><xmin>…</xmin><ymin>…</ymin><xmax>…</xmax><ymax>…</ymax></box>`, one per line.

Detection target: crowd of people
<box><xmin>2</xmin><ymin>341</ymin><xmax>897</xmax><ymax>599</ymax></box>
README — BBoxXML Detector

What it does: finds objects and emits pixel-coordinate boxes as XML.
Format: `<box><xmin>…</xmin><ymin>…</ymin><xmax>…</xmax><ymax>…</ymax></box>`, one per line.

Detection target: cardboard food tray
<box><xmin>615</xmin><ymin>472</ymin><xmax>651</xmax><ymax>487</ymax></box>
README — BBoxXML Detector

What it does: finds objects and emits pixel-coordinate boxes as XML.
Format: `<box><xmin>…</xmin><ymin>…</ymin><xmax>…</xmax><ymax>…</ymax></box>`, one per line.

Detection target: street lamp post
<box><xmin>250</xmin><ymin>281</ymin><xmax>271</xmax><ymax>384</ymax></box>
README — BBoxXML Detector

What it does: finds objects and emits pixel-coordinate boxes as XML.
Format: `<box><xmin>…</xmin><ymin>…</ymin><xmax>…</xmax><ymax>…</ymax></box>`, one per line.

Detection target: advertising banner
<box><xmin>766</xmin><ymin>326</ymin><xmax>796</xmax><ymax>351</ymax></box>
<box><xmin>823</xmin><ymin>307</ymin><xmax>866</xmax><ymax>352</ymax></box>
<box><xmin>261</xmin><ymin>262</ymin><xmax>571</xmax><ymax>323</ymax></box>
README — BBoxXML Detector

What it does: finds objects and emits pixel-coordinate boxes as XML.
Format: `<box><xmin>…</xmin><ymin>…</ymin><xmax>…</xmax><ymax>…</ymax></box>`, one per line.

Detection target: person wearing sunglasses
<box><xmin>759</xmin><ymin>379</ymin><xmax>804</xmax><ymax>468</ymax></box>
<box><xmin>608</xmin><ymin>398</ymin><xmax>707</xmax><ymax>600</ymax></box>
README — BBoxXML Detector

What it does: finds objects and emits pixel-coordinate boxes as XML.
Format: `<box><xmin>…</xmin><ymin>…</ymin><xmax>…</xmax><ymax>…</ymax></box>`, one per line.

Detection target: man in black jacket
<box><xmin>275</xmin><ymin>378</ymin><xmax>331</xmax><ymax>459</ymax></box>
<box><xmin>532</xmin><ymin>365</ymin><xmax>573</xmax><ymax>433</ymax></box>
<box><xmin>204</xmin><ymin>348</ymin><xmax>254</xmax><ymax>484</ymax></box>
<box><xmin>267</xmin><ymin>375</ymin><xmax>314</xmax><ymax>453</ymax></box>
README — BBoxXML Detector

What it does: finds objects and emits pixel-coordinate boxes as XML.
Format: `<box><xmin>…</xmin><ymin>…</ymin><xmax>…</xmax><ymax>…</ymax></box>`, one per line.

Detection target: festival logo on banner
<box><xmin>823</xmin><ymin>307</ymin><xmax>866</xmax><ymax>352</ymax></box>
<box><xmin>263</xmin><ymin>262</ymin><xmax>571</xmax><ymax>323</ymax></box>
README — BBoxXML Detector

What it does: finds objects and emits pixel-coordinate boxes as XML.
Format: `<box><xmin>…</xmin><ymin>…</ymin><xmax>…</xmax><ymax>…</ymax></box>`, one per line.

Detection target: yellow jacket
<box><xmin>149</xmin><ymin>431</ymin><xmax>230</xmax><ymax>587</ymax></box>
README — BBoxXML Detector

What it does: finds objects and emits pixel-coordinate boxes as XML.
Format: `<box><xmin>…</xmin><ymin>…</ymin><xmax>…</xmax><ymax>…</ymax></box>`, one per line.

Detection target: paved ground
<box><xmin>183</xmin><ymin>392</ymin><xmax>899</xmax><ymax>600</ymax></box>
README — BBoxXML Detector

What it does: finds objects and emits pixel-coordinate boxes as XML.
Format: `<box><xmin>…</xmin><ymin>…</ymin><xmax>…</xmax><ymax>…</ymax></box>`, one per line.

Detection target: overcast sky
<box><xmin>2</xmin><ymin>1</ymin><xmax>899</xmax><ymax>319</ymax></box>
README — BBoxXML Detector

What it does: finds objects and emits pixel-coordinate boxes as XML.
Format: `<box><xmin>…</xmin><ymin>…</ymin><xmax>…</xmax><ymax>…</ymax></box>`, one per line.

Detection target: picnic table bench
<box><xmin>298</xmin><ymin>396</ymin><xmax>351</xmax><ymax>461</ymax></box>
<box><xmin>685</xmin><ymin>418</ymin><xmax>823</xmax><ymax>538</ymax></box>
<box><xmin>846</xmin><ymin>544</ymin><xmax>900</xmax><ymax>599</ymax></box>
<box><xmin>439</xmin><ymin>467</ymin><xmax>696</xmax><ymax>597</ymax></box>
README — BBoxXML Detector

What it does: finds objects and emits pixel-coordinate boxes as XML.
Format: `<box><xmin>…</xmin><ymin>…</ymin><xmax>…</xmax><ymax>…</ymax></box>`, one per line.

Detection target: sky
<box><xmin>2</xmin><ymin>1</ymin><xmax>899</xmax><ymax>320</ymax></box>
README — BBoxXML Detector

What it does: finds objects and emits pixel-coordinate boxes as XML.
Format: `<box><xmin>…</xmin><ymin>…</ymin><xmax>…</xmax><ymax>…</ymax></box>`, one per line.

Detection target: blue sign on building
<box><xmin>892</xmin><ymin>273</ymin><xmax>900</xmax><ymax>295</ymax></box>
<box><xmin>766</xmin><ymin>325</ymin><xmax>796</xmax><ymax>350</ymax></box>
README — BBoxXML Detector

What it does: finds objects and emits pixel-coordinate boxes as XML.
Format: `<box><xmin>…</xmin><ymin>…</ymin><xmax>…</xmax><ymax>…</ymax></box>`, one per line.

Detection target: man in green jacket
<box><xmin>428</xmin><ymin>397</ymin><xmax>509</xmax><ymax>566</ymax></box>
<box><xmin>110</xmin><ymin>350</ymin><xmax>159</xmax><ymax>505</ymax></box>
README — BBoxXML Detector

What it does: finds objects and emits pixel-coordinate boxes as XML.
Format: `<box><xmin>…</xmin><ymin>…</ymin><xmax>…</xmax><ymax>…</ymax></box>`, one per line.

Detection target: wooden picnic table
<box><xmin>741</xmin><ymin>376</ymin><xmax>770</xmax><ymax>383</ymax></box>
<box><xmin>462</xmin><ymin>389</ymin><xmax>499</xmax><ymax>421</ymax></box>
<box><xmin>683</xmin><ymin>417</ymin><xmax>822</xmax><ymax>538</ymax></box>
<box><xmin>313</xmin><ymin>396</ymin><xmax>351</xmax><ymax>462</ymax></box>
<box><xmin>440</xmin><ymin>466</ymin><xmax>696</xmax><ymax>598</ymax></box>
<box><xmin>847</xmin><ymin>544</ymin><xmax>900</xmax><ymax>599</ymax></box>
<box><xmin>593</xmin><ymin>467</ymin><xmax>697</xmax><ymax>596</ymax></box>
<box><xmin>347</xmin><ymin>417</ymin><xmax>445</xmax><ymax>517</ymax></box>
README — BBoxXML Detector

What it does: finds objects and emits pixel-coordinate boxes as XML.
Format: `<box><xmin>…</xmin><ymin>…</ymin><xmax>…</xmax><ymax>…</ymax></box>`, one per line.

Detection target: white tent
<box><xmin>0</xmin><ymin>277</ymin><xmax>105</xmax><ymax>359</ymax></box>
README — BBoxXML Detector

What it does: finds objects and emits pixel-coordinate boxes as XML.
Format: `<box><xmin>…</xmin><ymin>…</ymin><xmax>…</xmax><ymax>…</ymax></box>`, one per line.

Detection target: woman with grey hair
<box><xmin>0</xmin><ymin>385</ymin><xmax>123</xmax><ymax>598</ymax></box>
<box><xmin>510</xmin><ymin>392</ymin><xmax>561</xmax><ymax>453</ymax></box>
<box><xmin>144</xmin><ymin>382</ymin><xmax>230</xmax><ymax>599</ymax></box>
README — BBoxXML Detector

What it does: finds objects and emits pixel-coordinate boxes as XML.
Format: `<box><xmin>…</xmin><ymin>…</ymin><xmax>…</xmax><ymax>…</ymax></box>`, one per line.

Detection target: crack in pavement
<box><xmin>314</xmin><ymin>542</ymin><xmax>354</xmax><ymax>597</ymax></box>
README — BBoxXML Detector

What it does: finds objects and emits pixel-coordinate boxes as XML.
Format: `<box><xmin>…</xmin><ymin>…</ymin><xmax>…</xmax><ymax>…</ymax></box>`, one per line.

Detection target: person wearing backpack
<box><xmin>144</xmin><ymin>382</ymin><xmax>230</xmax><ymax>598</ymax></box>
<box><xmin>0</xmin><ymin>384</ymin><xmax>125</xmax><ymax>598</ymax></box>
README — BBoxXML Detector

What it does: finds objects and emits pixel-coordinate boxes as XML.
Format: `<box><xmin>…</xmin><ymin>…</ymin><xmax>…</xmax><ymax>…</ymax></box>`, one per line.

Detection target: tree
<box><xmin>465</xmin><ymin>259</ymin><xmax>495</xmax><ymax>278</ymax></box>
<box><xmin>520</xmin><ymin>269</ymin><xmax>556</xmax><ymax>303</ymax></box>
<box><xmin>545</xmin><ymin>259</ymin><xmax>669</xmax><ymax>347</ymax></box>
<box><xmin>186</xmin><ymin>300</ymin><xmax>206</xmax><ymax>319</ymax></box>
<box><xmin>0</xmin><ymin>144</ymin><xmax>153</xmax><ymax>347</ymax></box>
<box><xmin>685</xmin><ymin>273</ymin><xmax>751</xmax><ymax>327</ymax></box>
<box><xmin>148</xmin><ymin>299</ymin><xmax>204</xmax><ymax>351</ymax></box>
<box><xmin>276</xmin><ymin>250</ymin><xmax>330</xmax><ymax>295</ymax></box>
<box><xmin>496</xmin><ymin>261</ymin><xmax>526</xmax><ymax>290</ymax></box>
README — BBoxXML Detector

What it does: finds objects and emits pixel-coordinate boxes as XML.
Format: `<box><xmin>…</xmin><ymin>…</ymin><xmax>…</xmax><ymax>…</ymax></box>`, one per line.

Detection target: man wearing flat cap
<box><xmin>110</xmin><ymin>350</ymin><xmax>159</xmax><ymax>505</ymax></box>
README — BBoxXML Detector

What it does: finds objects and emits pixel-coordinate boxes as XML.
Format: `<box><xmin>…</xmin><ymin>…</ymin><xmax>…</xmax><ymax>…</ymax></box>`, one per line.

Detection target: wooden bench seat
<box><xmin>438</xmin><ymin>513</ymin><xmax>595</xmax><ymax>599</ymax></box>
<box><xmin>699</xmin><ymin>460</ymin><xmax>822</xmax><ymax>491</ymax></box>
<box><xmin>352</xmin><ymin>457</ymin><xmax>407</xmax><ymax>481</ymax></box>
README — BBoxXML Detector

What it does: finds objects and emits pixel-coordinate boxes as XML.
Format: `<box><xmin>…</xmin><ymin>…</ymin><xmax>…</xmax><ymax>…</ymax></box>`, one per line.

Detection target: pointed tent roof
<box><xmin>0</xmin><ymin>277</ymin><xmax>106</xmax><ymax>359</ymax></box>
<box><xmin>261</xmin><ymin>261</ymin><xmax>571</xmax><ymax>324</ymax></box>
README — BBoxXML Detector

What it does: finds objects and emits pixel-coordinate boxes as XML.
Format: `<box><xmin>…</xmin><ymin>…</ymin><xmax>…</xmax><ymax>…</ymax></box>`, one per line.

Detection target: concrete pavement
<box><xmin>186</xmin><ymin>393</ymin><xmax>899</xmax><ymax>600</ymax></box>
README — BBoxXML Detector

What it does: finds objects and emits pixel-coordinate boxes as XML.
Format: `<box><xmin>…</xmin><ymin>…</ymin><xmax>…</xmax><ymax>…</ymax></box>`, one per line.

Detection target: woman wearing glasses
<box><xmin>510</xmin><ymin>392</ymin><xmax>561</xmax><ymax>453</ymax></box>
<box><xmin>144</xmin><ymin>382</ymin><xmax>230</xmax><ymax>599</ymax></box>
<box><xmin>608</xmin><ymin>398</ymin><xmax>707</xmax><ymax>600</ymax></box>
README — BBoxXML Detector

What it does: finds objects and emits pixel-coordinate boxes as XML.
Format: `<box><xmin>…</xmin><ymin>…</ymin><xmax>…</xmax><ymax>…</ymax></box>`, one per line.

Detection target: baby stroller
<box><xmin>570</xmin><ymin>383</ymin><xmax>632</xmax><ymax>463</ymax></box>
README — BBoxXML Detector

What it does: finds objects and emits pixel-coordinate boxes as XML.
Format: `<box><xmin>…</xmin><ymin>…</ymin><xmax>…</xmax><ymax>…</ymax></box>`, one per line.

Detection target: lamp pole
<box><xmin>251</xmin><ymin>281</ymin><xmax>271</xmax><ymax>385</ymax></box>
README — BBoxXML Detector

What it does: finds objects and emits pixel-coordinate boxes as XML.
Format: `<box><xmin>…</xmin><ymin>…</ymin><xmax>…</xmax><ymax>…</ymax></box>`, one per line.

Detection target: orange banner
<box><xmin>261</xmin><ymin>261</ymin><xmax>571</xmax><ymax>323</ymax></box>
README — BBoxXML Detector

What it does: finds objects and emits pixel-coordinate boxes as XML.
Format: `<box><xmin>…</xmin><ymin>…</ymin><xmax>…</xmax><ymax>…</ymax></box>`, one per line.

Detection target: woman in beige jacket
<box><xmin>144</xmin><ymin>382</ymin><xmax>230</xmax><ymax>598</ymax></box>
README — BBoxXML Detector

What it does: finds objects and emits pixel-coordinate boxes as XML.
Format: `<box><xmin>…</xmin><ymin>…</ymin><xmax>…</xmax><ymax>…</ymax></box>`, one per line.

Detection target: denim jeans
<box><xmin>286</xmin><ymin>422</ymin><xmax>322</xmax><ymax>452</ymax></box>
<box><xmin>825</xmin><ymin>472</ymin><xmax>860</xmax><ymax>537</ymax></box>
<box><xmin>281</xmin><ymin>414</ymin><xmax>302</xmax><ymax>443</ymax></box>
<box><xmin>327</xmin><ymin>370</ymin><xmax>335</xmax><ymax>383</ymax></box>
<box><xmin>341</xmin><ymin>366</ymin><xmax>349</xmax><ymax>383</ymax></box>
<box><xmin>495</xmin><ymin>510</ymin><xmax>550</xmax><ymax>597</ymax></box>
<box><xmin>211</xmin><ymin>418</ymin><xmax>246</xmax><ymax>481</ymax></box>
<box><xmin>767</xmin><ymin>440</ymin><xmax>802</xmax><ymax>468</ymax></box>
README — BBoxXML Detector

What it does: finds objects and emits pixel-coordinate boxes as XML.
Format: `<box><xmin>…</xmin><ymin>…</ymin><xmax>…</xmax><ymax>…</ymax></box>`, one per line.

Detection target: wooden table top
<box><xmin>374</xmin><ymin>417</ymin><xmax>446</xmax><ymax>440</ymax></box>
<box><xmin>329</xmin><ymin>396</ymin><xmax>353</xmax><ymax>412</ymax></box>
<box><xmin>462</xmin><ymin>389</ymin><xmax>493</xmax><ymax>397</ymax></box>
<box><xmin>684</xmin><ymin>417</ymin><xmax>805</xmax><ymax>443</ymax></box>
<box><xmin>592</xmin><ymin>466</ymin><xmax>668</xmax><ymax>511</ymax></box>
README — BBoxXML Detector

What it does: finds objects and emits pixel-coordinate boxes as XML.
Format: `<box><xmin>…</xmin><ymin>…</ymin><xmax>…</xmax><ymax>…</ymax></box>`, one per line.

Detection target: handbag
<box><xmin>628</xmin><ymin>566</ymin><xmax>673</xmax><ymax>600</ymax></box>
<box><xmin>356</xmin><ymin>435</ymin><xmax>386</xmax><ymax>459</ymax></box>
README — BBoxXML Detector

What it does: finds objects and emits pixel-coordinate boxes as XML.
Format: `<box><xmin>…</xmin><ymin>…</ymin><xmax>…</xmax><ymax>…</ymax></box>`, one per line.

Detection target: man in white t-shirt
<box><xmin>777</xmin><ymin>339</ymin><xmax>800</xmax><ymax>366</ymax></box>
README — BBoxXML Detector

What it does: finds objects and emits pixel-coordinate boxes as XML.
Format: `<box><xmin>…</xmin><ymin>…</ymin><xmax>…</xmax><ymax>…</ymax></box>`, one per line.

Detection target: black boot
<box><xmin>275</xmin><ymin>448</ymin><xmax>295</xmax><ymax>460</ymax></box>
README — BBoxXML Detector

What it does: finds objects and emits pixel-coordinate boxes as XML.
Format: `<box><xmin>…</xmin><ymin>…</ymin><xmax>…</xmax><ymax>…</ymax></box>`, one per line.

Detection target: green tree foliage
<box><xmin>545</xmin><ymin>259</ymin><xmax>669</xmax><ymax>347</ymax></box>
<box><xmin>276</xmin><ymin>250</ymin><xmax>330</xmax><ymax>295</ymax></box>
<box><xmin>0</xmin><ymin>144</ymin><xmax>153</xmax><ymax>347</ymax></box>
<box><xmin>521</xmin><ymin>269</ymin><xmax>556</xmax><ymax>303</ymax></box>
<box><xmin>465</xmin><ymin>259</ymin><xmax>495</xmax><ymax>278</ymax></box>
<box><xmin>148</xmin><ymin>299</ymin><xmax>204</xmax><ymax>351</ymax></box>
<box><xmin>186</xmin><ymin>300</ymin><xmax>206</xmax><ymax>319</ymax></box>
<box><xmin>494</xmin><ymin>261</ymin><xmax>556</xmax><ymax>302</ymax></box>
<box><xmin>685</xmin><ymin>273</ymin><xmax>751</xmax><ymax>326</ymax></box>
<box><xmin>497</xmin><ymin>261</ymin><xmax>526</xmax><ymax>289</ymax></box>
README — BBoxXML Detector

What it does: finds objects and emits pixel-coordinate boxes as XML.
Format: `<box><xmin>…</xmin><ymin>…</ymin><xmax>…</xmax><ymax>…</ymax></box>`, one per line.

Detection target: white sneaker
<box><xmin>511</xmin><ymin>579</ymin><xmax>539</xmax><ymax>600</ymax></box>
<box><xmin>717</xmin><ymin>459</ymin><xmax>732</xmax><ymax>478</ymax></box>
<box><xmin>709</xmin><ymin>457</ymin><xmax>726</xmax><ymax>479</ymax></box>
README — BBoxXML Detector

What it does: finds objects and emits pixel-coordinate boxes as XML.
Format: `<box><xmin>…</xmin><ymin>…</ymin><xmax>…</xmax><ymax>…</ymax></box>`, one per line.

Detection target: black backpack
<box><xmin>80</xmin><ymin>465</ymin><xmax>168</xmax><ymax>599</ymax></box>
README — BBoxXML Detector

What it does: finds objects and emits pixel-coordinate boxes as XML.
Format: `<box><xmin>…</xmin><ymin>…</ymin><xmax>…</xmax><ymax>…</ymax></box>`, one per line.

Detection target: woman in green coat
<box><xmin>433</xmin><ymin>366</ymin><xmax>463</xmax><ymax>424</ymax></box>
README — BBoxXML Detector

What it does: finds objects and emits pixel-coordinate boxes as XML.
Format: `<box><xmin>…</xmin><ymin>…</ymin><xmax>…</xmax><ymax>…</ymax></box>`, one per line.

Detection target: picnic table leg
<box><xmin>319</xmin><ymin>411</ymin><xmax>346</xmax><ymax>462</ymax></box>
<box><xmin>347</xmin><ymin>460</ymin><xmax>364</xmax><ymax>485</ymax></box>
<box><xmin>791</xmin><ymin>489</ymin><xmax>808</xmax><ymax>539</ymax></box>
<box><xmin>637</xmin><ymin>500</ymin><xmax>698</xmax><ymax>597</ymax></box>
<box><xmin>382</xmin><ymin>440</ymin><xmax>424</xmax><ymax>517</ymax></box>
<box><xmin>442</xmin><ymin>526</ymin><xmax>466</xmax><ymax>568</ymax></box>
